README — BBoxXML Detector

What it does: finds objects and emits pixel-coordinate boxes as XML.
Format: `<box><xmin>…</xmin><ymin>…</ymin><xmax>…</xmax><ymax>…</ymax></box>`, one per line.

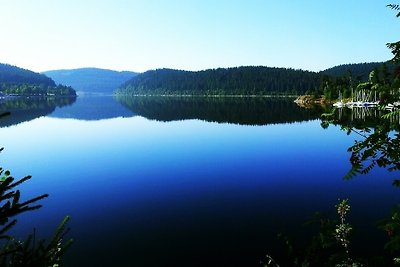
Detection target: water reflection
<box><xmin>115</xmin><ymin>96</ymin><xmax>326</xmax><ymax>125</ymax></box>
<box><xmin>1</xmin><ymin>98</ymin><xmax>398</xmax><ymax>266</ymax></box>
<box><xmin>322</xmin><ymin>106</ymin><xmax>399</xmax><ymax>181</ymax></box>
<box><xmin>267</xmin><ymin>107</ymin><xmax>400</xmax><ymax>266</ymax></box>
<box><xmin>50</xmin><ymin>95</ymin><xmax>135</xmax><ymax>121</ymax></box>
<box><xmin>0</xmin><ymin>96</ymin><xmax>326</xmax><ymax>128</ymax></box>
<box><xmin>328</xmin><ymin>107</ymin><xmax>400</xmax><ymax>129</ymax></box>
<box><xmin>0</xmin><ymin>96</ymin><xmax>76</xmax><ymax>128</ymax></box>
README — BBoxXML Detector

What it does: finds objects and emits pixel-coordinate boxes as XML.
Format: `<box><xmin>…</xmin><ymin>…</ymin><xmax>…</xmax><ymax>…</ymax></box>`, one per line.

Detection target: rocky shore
<box><xmin>294</xmin><ymin>95</ymin><xmax>332</xmax><ymax>108</ymax></box>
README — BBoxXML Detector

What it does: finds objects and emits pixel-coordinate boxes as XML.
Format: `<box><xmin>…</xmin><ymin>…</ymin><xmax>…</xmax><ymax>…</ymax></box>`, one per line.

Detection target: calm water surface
<box><xmin>0</xmin><ymin>96</ymin><xmax>398</xmax><ymax>266</ymax></box>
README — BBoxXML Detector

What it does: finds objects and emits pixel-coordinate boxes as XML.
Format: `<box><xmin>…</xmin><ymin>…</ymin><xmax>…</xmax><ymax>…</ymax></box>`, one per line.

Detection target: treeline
<box><xmin>0</xmin><ymin>83</ymin><xmax>76</xmax><ymax>96</ymax></box>
<box><xmin>0</xmin><ymin>63</ymin><xmax>76</xmax><ymax>96</ymax></box>
<box><xmin>321</xmin><ymin>62</ymin><xmax>399</xmax><ymax>100</ymax></box>
<box><xmin>116</xmin><ymin>67</ymin><xmax>321</xmax><ymax>96</ymax></box>
<box><xmin>320</xmin><ymin>62</ymin><xmax>395</xmax><ymax>81</ymax></box>
<box><xmin>116</xmin><ymin>63</ymin><xmax>397</xmax><ymax>97</ymax></box>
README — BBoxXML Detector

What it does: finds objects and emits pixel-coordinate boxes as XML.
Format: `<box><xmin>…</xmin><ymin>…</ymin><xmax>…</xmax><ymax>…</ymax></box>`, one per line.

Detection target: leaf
<box><xmin>0</xmin><ymin>219</ymin><xmax>17</xmax><ymax>238</ymax></box>
<box><xmin>11</xmin><ymin>190</ymin><xmax>20</xmax><ymax>207</ymax></box>
<box><xmin>344</xmin><ymin>164</ymin><xmax>362</xmax><ymax>180</ymax></box>
<box><xmin>361</xmin><ymin>162</ymin><xmax>376</xmax><ymax>175</ymax></box>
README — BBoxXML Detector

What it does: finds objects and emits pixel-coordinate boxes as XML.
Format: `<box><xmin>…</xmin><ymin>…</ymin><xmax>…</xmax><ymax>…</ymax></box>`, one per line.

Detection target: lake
<box><xmin>0</xmin><ymin>96</ymin><xmax>398</xmax><ymax>266</ymax></box>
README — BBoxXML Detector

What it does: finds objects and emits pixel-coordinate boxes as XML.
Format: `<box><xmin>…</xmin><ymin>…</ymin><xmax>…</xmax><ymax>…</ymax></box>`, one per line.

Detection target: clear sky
<box><xmin>0</xmin><ymin>0</ymin><xmax>397</xmax><ymax>73</ymax></box>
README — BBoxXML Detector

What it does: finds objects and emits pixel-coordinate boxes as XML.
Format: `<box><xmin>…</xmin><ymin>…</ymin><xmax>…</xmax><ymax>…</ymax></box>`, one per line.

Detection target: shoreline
<box><xmin>0</xmin><ymin>94</ymin><xmax>77</xmax><ymax>100</ymax></box>
<box><xmin>114</xmin><ymin>94</ymin><xmax>298</xmax><ymax>98</ymax></box>
<box><xmin>293</xmin><ymin>95</ymin><xmax>333</xmax><ymax>104</ymax></box>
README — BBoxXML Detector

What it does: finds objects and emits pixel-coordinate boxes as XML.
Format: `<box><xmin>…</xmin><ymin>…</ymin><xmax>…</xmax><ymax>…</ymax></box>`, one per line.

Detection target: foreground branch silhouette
<box><xmin>0</xmin><ymin>112</ymin><xmax>72</xmax><ymax>267</ymax></box>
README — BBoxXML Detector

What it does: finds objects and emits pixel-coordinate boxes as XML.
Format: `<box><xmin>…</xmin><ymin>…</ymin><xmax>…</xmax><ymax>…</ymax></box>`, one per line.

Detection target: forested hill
<box><xmin>320</xmin><ymin>62</ymin><xmax>395</xmax><ymax>81</ymax></box>
<box><xmin>116</xmin><ymin>67</ymin><xmax>321</xmax><ymax>96</ymax></box>
<box><xmin>0</xmin><ymin>63</ymin><xmax>76</xmax><ymax>96</ymax></box>
<box><xmin>43</xmin><ymin>68</ymin><xmax>137</xmax><ymax>94</ymax></box>
<box><xmin>0</xmin><ymin>63</ymin><xmax>55</xmax><ymax>86</ymax></box>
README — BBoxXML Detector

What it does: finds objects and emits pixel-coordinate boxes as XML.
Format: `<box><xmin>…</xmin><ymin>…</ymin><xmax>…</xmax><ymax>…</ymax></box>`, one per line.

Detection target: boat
<box><xmin>333</xmin><ymin>91</ymin><xmax>345</xmax><ymax>108</ymax></box>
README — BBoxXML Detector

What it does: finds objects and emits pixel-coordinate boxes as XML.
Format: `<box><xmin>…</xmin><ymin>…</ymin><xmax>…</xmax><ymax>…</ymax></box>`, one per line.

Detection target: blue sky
<box><xmin>0</xmin><ymin>0</ymin><xmax>397</xmax><ymax>73</ymax></box>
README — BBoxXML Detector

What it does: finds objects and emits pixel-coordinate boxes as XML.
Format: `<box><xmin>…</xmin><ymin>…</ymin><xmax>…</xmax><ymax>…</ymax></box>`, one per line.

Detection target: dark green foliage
<box><xmin>320</xmin><ymin>58</ymin><xmax>400</xmax><ymax>182</ymax></box>
<box><xmin>265</xmin><ymin>196</ymin><xmax>398</xmax><ymax>266</ymax></box>
<box><xmin>43</xmin><ymin>68</ymin><xmax>137</xmax><ymax>94</ymax></box>
<box><xmin>116</xmin><ymin>64</ymin><xmax>397</xmax><ymax>98</ymax></box>
<box><xmin>320</xmin><ymin>62</ymin><xmax>394</xmax><ymax>82</ymax></box>
<box><xmin>0</xmin><ymin>63</ymin><xmax>76</xmax><ymax>97</ymax></box>
<box><xmin>387</xmin><ymin>4</ymin><xmax>400</xmax><ymax>18</ymax></box>
<box><xmin>116</xmin><ymin>66</ymin><xmax>321</xmax><ymax>96</ymax></box>
<box><xmin>0</xmin><ymin>162</ymin><xmax>72</xmax><ymax>266</ymax></box>
<box><xmin>387</xmin><ymin>5</ymin><xmax>400</xmax><ymax>68</ymax></box>
<box><xmin>0</xmin><ymin>216</ymin><xmax>72</xmax><ymax>267</ymax></box>
<box><xmin>319</xmin><ymin>71</ymin><xmax>400</xmax><ymax>264</ymax></box>
<box><xmin>320</xmin><ymin>62</ymin><xmax>400</xmax><ymax>101</ymax></box>
<box><xmin>378</xmin><ymin>205</ymin><xmax>400</xmax><ymax>253</ymax></box>
<box><xmin>388</xmin><ymin>42</ymin><xmax>400</xmax><ymax>64</ymax></box>
<box><xmin>0</xmin><ymin>64</ymin><xmax>55</xmax><ymax>87</ymax></box>
<box><xmin>0</xmin><ymin>113</ymin><xmax>72</xmax><ymax>266</ymax></box>
<box><xmin>0</xmin><ymin>163</ymin><xmax>72</xmax><ymax>266</ymax></box>
<box><xmin>265</xmin><ymin>200</ymin><xmax>383</xmax><ymax>267</ymax></box>
<box><xmin>271</xmin><ymin>4</ymin><xmax>400</xmax><ymax>266</ymax></box>
<box><xmin>277</xmin><ymin>212</ymin><xmax>343</xmax><ymax>267</ymax></box>
<box><xmin>0</xmin><ymin>173</ymin><xmax>48</xmax><ymax>239</ymax></box>
<box><xmin>0</xmin><ymin>84</ymin><xmax>76</xmax><ymax>97</ymax></box>
<box><xmin>321</xmin><ymin>106</ymin><xmax>400</xmax><ymax>182</ymax></box>
<box><xmin>320</xmin><ymin>74</ymin><xmax>352</xmax><ymax>100</ymax></box>
<box><xmin>347</xmin><ymin>127</ymin><xmax>400</xmax><ymax>179</ymax></box>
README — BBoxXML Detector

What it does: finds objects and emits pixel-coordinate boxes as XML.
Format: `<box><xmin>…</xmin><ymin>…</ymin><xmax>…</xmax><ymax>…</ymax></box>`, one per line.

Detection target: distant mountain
<box><xmin>320</xmin><ymin>62</ymin><xmax>396</xmax><ymax>81</ymax></box>
<box><xmin>43</xmin><ymin>68</ymin><xmax>137</xmax><ymax>94</ymax></box>
<box><xmin>0</xmin><ymin>63</ymin><xmax>76</xmax><ymax>96</ymax></box>
<box><xmin>116</xmin><ymin>67</ymin><xmax>321</xmax><ymax>96</ymax></box>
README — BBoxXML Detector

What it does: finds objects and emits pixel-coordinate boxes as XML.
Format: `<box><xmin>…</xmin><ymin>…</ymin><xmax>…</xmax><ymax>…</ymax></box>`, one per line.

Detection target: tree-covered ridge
<box><xmin>0</xmin><ymin>63</ymin><xmax>76</xmax><ymax>96</ymax></box>
<box><xmin>320</xmin><ymin>62</ymin><xmax>392</xmax><ymax>81</ymax></box>
<box><xmin>116</xmin><ymin>66</ymin><xmax>321</xmax><ymax>96</ymax></box>
<box><xmin>319</xmin><ymin>60</ymin><xmax>400</xmax><ymax>102</ymax></box>
<box><xmin>43</xmin><ymin>68</ymin><xmax>137</xmax><ymax>94</ymax></box>
<box><xmin>0</xmin><ymin>63</ymin><xmax>55</xmax><ymax>86</ymax></box>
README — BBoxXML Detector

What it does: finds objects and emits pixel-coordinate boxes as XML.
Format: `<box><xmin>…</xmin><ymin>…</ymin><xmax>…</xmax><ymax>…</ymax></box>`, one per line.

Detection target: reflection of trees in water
<box><xmin>337</xmin><ymin>107</ymin><xmax>400</xmax><ymax>124</ymax></box>
<box><xmin>49</xmin><ymin>96</ymin><xmax>135</xmax><ymax>121</ymax></box>
<box><xmin>0</xmin><ymin>96</ymin><xmax>76</xmax><ymax>127</ymax></box>
<box><xmin>115</xmin><ymin>96</ymin><xmax>326</xmax><ymax>125</ymax></box>
<box><xmin>323</xmin><ymin>107</ymin><xmax>400</xmax><ymax>130</ymax></box>
<box><xmin>319</xmin><ymin>107</ymin><xmax>400</xmax><ymax>265</ymax></box>
<box><xmin>322</xmin><ymin>106</ymin><xmax>400</xmax><ymax>181</ymax></box>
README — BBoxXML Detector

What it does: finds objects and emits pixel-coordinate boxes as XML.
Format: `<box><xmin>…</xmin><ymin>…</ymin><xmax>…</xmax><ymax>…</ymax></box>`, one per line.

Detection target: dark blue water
<box><xmin>0</xmin><ymin>96</ymin><xmax>398</xmax><ymax>266</ymax></box>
